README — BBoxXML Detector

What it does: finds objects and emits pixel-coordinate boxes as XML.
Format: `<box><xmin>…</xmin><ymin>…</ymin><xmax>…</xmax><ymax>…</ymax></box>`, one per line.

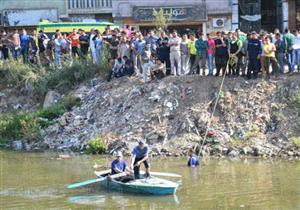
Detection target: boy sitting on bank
<box><xmin>150</xmin><ymin>59</ymin><xmax>166</xmax><ymax>80</ymax></box>
<box><xmin>107</xmin><ymin>57</ymin><xmax>124</xmax><ymax>81</ymax></box>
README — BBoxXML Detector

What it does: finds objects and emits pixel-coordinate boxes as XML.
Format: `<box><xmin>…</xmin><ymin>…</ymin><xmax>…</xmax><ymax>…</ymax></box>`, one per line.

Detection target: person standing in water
<box><xmin>187</xmin><ymin>148</ymin><xmax>200</xmax><ymax>167</ymax></box>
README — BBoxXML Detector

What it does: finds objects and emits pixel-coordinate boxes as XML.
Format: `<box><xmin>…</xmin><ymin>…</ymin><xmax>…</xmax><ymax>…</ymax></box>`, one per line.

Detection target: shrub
<box><xmin>62</xmin><ymin>94</ymin><xmax>81</xmax><ymax>111</ymax></box>
<box><xmin>0</xmin><ymin>113</ymin><xmax>41</xmax><ymax>143</ymax></box>
<box><xmin>35</xmin><ymin>103</ymin><xmax>66</xmax><ymax>121</ymax></box>
<box><xmin>0</xmin><ymin>94</ymin><xmax>80</xmax><ymax>144</ymax></box>
<box><xmin>0</xmin><ymin>57</ymin><xmax>109</xmax><ymax>97</ymax></box>
<box><xmin>292</xmin><ymin>91</ymin><xmax>300</xmax><ymax>112</ymax></box>
<box><xmin>85</xmin><ymin>136</ymin><xmax>106</xmax><ymax>154</ymax></box>
<box><xmin>291</xmin><ymin>137</ymin><xmax>300</xmax><ymax>148</ymax></box>
<box><xmin>244</xmin><ymin>125</ymin><xmax>260</xmax><ymax>140</ymax></box>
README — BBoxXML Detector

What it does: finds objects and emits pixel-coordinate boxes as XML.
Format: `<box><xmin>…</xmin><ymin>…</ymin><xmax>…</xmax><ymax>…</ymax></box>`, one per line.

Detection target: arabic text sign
<box><xmin>133</xmin><ymin>6</ymin><xmax>207</xmax><ymax>22</ymax></box>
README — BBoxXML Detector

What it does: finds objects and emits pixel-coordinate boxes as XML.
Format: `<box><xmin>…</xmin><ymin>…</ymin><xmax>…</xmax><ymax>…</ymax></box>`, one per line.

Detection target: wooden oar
<box><xmin>94</xmin><ymin>170</ymin><xmax>181</xmax><ymax>178</ymax></box>
<box><xmin>144</xmin><ymin>171</ymin><xmax>182</xmax><ymax>178</ymax></box>
<box><xmin>67</xmin><ymin>177</ymin><xmax>105</xmax><ymax>189</ymax></box>
<box><xmin>94</xmin><ymin>169</ymin><xmax>111</xmax><ymax>177</ymax></box>
<box><xmin>67</xmin><ymin>172</ymin><xmax>127</xmax><ymax>189</ymax></box>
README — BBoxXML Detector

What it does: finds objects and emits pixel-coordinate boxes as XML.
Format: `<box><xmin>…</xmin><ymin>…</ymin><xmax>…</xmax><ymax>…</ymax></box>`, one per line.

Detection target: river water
<box><xmin>1</xmin><ymin>150</ymin><xmax>300</xmax><ymax>210</ymax></box>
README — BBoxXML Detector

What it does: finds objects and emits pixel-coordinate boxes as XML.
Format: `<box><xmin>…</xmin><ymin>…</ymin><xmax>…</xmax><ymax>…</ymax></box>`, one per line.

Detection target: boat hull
<box><xmin>99</xmin><ymin>177</ymin><xmax>178</xmax><ymax>195</ymax></box>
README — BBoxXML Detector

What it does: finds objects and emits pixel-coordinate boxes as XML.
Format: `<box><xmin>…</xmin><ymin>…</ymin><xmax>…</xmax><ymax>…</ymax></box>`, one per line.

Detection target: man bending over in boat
<box><xmin>130</xmin><ymin>139</ymin><xmax>150</xmax><ymax>179</ymax></box>
<box><xmin>187</xmin><ymin>148</ymin><xmax>200</xmax><ymax>167</ymax></box>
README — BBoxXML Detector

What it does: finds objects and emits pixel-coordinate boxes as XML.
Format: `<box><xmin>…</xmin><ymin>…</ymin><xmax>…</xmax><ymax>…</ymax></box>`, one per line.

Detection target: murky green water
<box><xmin>0</xmin><ymin>150</ymin><xmax>300</xmax><ymax>210</ymax></box>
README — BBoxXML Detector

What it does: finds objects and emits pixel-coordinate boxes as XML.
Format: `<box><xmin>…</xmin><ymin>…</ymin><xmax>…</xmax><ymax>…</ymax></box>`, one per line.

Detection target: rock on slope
<box><xmin>43</xmin><ymin>75</ymin><xmax>300</xmax><ymax>157</ymax></box>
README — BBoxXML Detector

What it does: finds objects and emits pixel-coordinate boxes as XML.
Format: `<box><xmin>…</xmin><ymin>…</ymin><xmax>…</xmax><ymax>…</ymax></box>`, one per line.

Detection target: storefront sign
<box><xmin>133</xmin><ymin>5</ymin><xmax>207</xmax><ymax>22</ymax></box>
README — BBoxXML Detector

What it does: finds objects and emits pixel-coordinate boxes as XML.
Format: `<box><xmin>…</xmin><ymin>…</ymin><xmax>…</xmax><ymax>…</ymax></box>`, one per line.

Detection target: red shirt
<box><xmin>67</xmin><ymin>33</ymin><xmax>79</xmax><ymax>47</ymax></box>
<box><xmin>207</xmin><ymin>38</ymin><xmax>216</xmax><ymax>55</ymax></box>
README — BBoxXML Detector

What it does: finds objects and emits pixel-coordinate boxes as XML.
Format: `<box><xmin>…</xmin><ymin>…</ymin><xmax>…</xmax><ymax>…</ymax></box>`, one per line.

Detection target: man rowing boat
<box><xmin>109</xmin><ymin>151</ymin><xmax>133</xmax><ymax>182</ymax></box>
<box><xmin>130</xmin><ymin>139</ymin><xmax>150</xmax><ymax>179</ymax></box>
<box><xmin>111</xmin><ymin>151</ymin><xmax>128</xmax><ymax>175</ymax></box>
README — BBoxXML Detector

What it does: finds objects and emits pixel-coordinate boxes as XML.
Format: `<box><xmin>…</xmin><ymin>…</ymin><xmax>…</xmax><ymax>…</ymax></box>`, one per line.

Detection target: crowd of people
<box><xmin>1</xmin><ymin>25</ymin><xmax>300</xmax><ymax>81</ymax></box>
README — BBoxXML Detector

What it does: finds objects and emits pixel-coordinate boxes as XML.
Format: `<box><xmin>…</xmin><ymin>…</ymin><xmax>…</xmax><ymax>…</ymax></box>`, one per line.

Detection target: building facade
<box><xmin>112</xmin><ymin>0</ymin><xmax>232</xmax><ymax>34</ymax></box>
<box><xmin>1</xmin><ymin>0</ymin><xmax>299</xmax><ymax>32</ymax></box>
<box><xmin>66</xmin><ymin>0</ymin><xmax>113</xmax><ymax>22</ymax></box>
<box><xmin>0</xmin><ymin>0</ymin><xmax>67</xmax><ymax>28</ymax></box>
<box><xmin>232</xmin><ymin>0</ymin><xmax>299</xmax><ymax>32</ymax></box>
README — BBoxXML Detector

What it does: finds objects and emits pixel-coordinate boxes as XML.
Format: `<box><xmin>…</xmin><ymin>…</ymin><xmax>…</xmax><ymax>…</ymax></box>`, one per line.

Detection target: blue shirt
<box><xmin>132</xmin><ymin>145</ymin><xmax>149</xmax><ymax>159</ymax></box>
<box><xmin>20</xmin><ymin>34</ymin><xmax>30</xmax><ymax>49</ymax></box>
<box><xmin>188</xmin><ymin>154</ymin><xmax>199</xmax><ymax>167</ymax></box>
<box><xmin>247</xmin><ymin>39</ymin><xmax>262</xmax><ymax>59</ymax></box>
<box><xmin>145</xmin><ymin>36</ymin><xmax>158</xmax><ymax>52</ymax></box>
<box><xmin>134</xmin><ymin>40</ymin><xmax>146</xmax><ymax>55</ymax></box>
<box><xmin>111</xmin><ymin>159</ymin><xmax>127</xmax><ymax>175</ymax></box>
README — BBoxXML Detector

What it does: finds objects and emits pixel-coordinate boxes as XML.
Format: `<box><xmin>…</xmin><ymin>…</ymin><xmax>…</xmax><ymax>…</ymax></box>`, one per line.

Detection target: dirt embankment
<box><xmin>3</xmin><ymin>75</ymin><xmax>300</xmax><ymax>158</ymax></box>
<box><xmin>40</xmin><ymin>75</ymin><xmax>300</xmax><ymax>158</ymax></box>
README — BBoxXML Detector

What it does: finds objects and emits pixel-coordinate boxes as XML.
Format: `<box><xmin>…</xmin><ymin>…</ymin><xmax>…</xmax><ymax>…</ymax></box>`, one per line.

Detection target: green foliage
<box><xmin>244</xmin><ymin>125</ymin><xmax>260</xmax><ymax>140</ymax></box>
<box><xmin>85</xmin><ymin>136</ymin><xmax>106</xmax><ymax>154</ymax></box>
<box><xmin>99</xmin><ymin>44</ymin><xmax>111</xmax><ymax>76</ymax></box>
<box><xmin>0</xmin><ymin>55</ymin><xmax>110</xmax><ymax>96</ymax></box>
<box><xmin>0</xmin><ymin>95</ymin><xmax>80</xmax><ymax>144</ymax></box>
<box><xmin>62</xmin><ymin>94</ymin><xmax>81</xmax><ymax>111</ymax></box>
<box><xmin>152</xmin><ymin>8</ymin><xmax>172</xmax><ymax>30</ymax></box>
<box><xmin>35</xmin><ymin>103</ymin><xmax>66</xmax><ymax>121</ymax></box>
<box><xmin>292</xmin><ymin>91</ymin><xmax>300</xmax><ymax>112</ymax></box>
<box><xmin>291</xmin><ymin>137</ymin><xmax>300</xmax><ymax>148</ymax></box>
<box><xmin>273</xmin><ymin>112</ymin><xmax>286</xmax><ymax>122</ymax></box>
<box><xmin>0</xmin><ymin>113</ymin><xmax>41</xmax><ymax>143</ymax></box>
<box><xmin>291</xmin><ymin>91</ymin><xmax>300</xmax><ymax>131</ymax></box>
<box><xmin>231</xmin><ymin>138</ymin><xmax>247</xmax><ymax>146</ymax></box>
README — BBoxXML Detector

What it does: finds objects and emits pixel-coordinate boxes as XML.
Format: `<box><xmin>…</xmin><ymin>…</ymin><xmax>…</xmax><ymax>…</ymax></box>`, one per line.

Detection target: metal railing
<box><xmin>68</xmin><ymin>0</ymin><xmax>112</xmax><ymax>9</ymax></box>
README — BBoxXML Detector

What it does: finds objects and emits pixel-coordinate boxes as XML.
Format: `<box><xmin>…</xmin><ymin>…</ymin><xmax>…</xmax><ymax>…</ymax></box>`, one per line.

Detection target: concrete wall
<box><xmin>0</xmin><ymin>0</ymin><xmax>67</xmax><ymax>15</ymax></box>
<box><xmin>206</xmin><ymin>0</ymin><xmax>232</xmax><ymax>15</ymax></box>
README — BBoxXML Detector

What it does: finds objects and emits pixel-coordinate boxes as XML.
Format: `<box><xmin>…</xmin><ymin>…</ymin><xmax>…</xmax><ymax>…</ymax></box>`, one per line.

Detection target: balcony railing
<box><xmin>68</xmin><ymin>0</ymin><xmax>112</xmax><ymax>13</ymax></box>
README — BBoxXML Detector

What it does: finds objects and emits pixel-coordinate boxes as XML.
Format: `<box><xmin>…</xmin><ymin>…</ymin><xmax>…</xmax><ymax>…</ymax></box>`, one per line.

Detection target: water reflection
<box><xmin>68</xmin><ymin>193</ymin><xmax>179</xmax><ymax>206</ymax></box>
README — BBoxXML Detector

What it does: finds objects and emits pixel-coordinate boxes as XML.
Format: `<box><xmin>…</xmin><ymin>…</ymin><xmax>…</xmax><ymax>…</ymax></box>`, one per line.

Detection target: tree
<box><xmin>152</xmin><ymin>8</ymin><xmax>172</xmax><ymax>31</ymax></box>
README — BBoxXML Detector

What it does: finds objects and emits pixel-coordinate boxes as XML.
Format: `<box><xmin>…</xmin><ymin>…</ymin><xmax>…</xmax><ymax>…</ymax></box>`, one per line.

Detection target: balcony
<box><xmin>67</xmin><ymin>0</ymin><xmax>113</xmax><ymax>14</ymax></box>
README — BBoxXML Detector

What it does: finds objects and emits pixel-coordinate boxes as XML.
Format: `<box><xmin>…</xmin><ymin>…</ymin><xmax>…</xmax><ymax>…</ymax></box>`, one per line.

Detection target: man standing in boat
<box><xmin>130</xmin><ymin>139</ymin><xmax>150</xmax><ymax>179</ymax></box>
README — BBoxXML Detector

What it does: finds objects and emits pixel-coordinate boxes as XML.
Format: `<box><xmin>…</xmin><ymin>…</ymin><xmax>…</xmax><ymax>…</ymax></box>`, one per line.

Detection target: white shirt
<box><xmin>168</xmin><ymin>36</ymin><xmax>181</xmax><ymax>52</ymax></box>
<box><xmin>292</xmin><ymin>34</ymin><xmax>300</xmax><ymax>50</ymax></box>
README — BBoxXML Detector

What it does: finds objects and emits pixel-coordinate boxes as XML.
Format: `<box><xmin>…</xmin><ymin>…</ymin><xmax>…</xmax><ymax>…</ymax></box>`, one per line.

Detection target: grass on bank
<box><xmin>0</xmin><ymin>46</ymin><xmax>110</xmax><ymax>97</ymax></box>
<box><xmin>0</xmin><ymin>95</ymin><xmax>80</xmax><ymax>144</ymax></box>
<box><xmin>292</xmin><ymin>91</ymin><xmax>300</xmax><ymax>134</ymax></box>
<box><xmin>291</xmin><ymin>137</ymin><xmax>300</xmax><ymax>149</ymax></box>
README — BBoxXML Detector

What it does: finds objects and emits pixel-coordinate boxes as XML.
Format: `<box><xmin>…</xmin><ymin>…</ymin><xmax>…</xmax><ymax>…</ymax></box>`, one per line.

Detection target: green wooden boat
<box><xmin>95</xmin><ymin>171</ymin><xmax>179</xmax><ymax>195</ymax></box>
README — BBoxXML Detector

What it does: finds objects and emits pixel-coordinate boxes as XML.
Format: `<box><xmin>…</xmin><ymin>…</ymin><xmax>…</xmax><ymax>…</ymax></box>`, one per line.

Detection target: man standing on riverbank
<box><xmin>130</xmin><ymin>139</ymin><xmax>150</xmax><ymax>179</ymax></box>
